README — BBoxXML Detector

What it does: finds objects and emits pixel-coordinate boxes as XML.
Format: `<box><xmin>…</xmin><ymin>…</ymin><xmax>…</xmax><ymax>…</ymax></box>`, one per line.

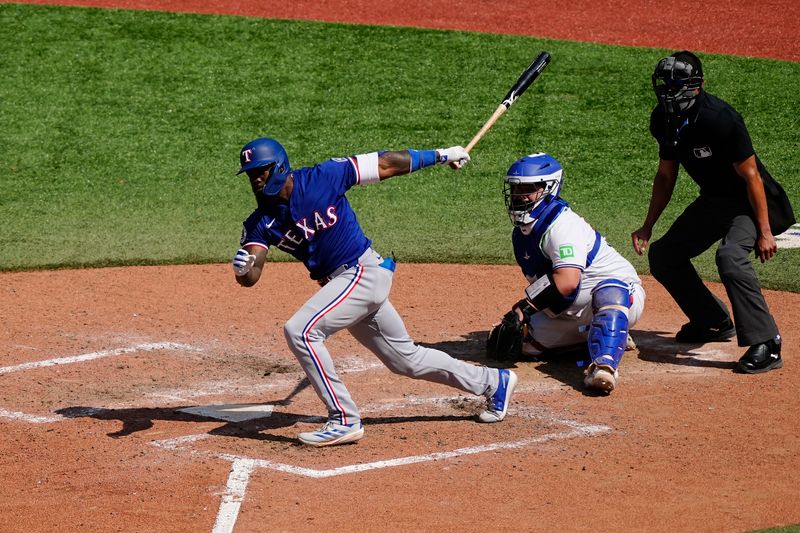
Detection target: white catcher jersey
<box><xmin>516</xmin><ymin>206</ymin><xmax>640</xmax><ymax>318</ymax></box>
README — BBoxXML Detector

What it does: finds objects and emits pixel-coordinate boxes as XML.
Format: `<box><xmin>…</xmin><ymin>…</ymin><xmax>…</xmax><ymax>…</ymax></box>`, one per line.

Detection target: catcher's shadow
<box><xmin>423</xmin><ymin>330</ymin><xmax>604</xmax><ymax>394</ymax></box>
<box><xmin>421</xmin><ymin>330</ymin><xmax>516</xmax><ymax>367</ymax></box>
<box><xmin>526</xmin><ymin>346</ymin><xmax>598</xmax><ymax>395</ymax></box>
<box><xmin>532</xmin><ymin>328</ymin><xmax>740</xmax><ymax>391</ymax></box>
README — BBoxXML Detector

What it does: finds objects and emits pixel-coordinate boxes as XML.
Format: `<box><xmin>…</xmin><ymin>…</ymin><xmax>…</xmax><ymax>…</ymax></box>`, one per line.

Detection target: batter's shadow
<box><xmin>55</xmin><ymin>377</ymin><xmax>317</xmax><ymax>443</ymax></box>
<box><xmin>55</xmin><ymin>405</ymin><xmax>304</xmax><ymax>443</ymax></box>
<box><xmin>55</xmin><ymin>405</ymin><xmax>477</xmax><ymax>444</ymax></box>
<box><xmin>54</xmin><ymin>375</ymin><xmax>478</xmax><ymax>444</ymax></box>
<box><xmin>633</xmin><ymin>330</ymin><xmax>739</xmax><ymax>370</ymax></box>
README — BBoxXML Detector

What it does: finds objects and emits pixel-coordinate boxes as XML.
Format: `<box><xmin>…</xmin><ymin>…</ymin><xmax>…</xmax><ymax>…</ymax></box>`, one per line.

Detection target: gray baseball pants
<box><xmin>283</xmin><ymin>247</ymin><xmax>498</xmax><ymax>426</ymax></box>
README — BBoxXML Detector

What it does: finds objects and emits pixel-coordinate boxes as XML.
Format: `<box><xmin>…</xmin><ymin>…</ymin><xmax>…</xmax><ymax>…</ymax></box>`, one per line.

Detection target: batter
<box><xmin>231</xmin><ymin>137</ymin><xmax>517</xmax><ymax>447</ymax></box>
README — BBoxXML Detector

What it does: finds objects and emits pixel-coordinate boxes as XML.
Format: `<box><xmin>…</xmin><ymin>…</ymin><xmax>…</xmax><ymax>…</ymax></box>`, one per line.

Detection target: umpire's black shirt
<box><xmin>650</xmin><ymin>91</ymin><xmax>795</xmax><ymax>234</ymax></box>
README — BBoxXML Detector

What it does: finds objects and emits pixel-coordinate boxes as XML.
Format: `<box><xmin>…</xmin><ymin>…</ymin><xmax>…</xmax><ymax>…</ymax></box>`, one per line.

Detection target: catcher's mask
<box><xmin>504</xmin><ymin>152</ymin><xmax>563</xmax><ymax>227</ymax></box>
<box><xmin>652</xmin><ymin>51</ymin><xmax>704</xmax><ymax>116</ymax></box>
<box><xmin>237</xmin><ymin>137</ymin><xmax>291</xmax><ymax>196</ymax></box>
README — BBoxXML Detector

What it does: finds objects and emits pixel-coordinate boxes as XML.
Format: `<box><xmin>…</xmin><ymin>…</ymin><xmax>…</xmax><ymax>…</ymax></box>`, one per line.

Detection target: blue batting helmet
<box><xmin>504</xmin><ymin>152</ymin><xmax>563</xmax><ymax>226</ymax></box>
<box><xmin>237</xmin><ymin>137</ymin><xmax>291</xmax><ymax>196</ymax></box>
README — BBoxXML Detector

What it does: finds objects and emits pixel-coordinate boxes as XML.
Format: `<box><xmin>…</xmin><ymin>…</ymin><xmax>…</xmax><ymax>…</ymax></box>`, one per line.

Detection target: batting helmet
<box><xmin>237</xmin><ymin>137</ymin><xmax>291</xmax><ymax>196</ymax></box>
<box><xmin>652</xmin><ymin>51</ymin><xmax>704</xmax><ymax>115</ymax></box>
<box><xmin>504</xmin><ymin>152</ymin><xmax>563</xmax><ymax>227</ymax></box>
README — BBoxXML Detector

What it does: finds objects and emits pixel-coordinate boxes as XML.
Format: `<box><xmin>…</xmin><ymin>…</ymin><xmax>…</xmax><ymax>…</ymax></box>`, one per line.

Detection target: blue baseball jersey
<box><xmin>240</xmin><ymin>157</ymin><xmax>372</xmax><ymax>280</ymax></box>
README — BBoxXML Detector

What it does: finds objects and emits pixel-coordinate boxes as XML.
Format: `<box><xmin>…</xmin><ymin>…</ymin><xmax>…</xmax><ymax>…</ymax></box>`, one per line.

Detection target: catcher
<box><xmin>487</xmin><ymin>153</ymin><xmax>646</xmax><ymax>393</ymax></box>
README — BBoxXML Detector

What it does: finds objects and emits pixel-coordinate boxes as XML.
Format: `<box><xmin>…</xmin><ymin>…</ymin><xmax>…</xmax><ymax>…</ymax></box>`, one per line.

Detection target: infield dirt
<box><xmin>2</xmin><ymin>264</ymin><xmax>799</xmax><ymax>531</ymax></box>
<box><xmin>2</xmin><ymin>1</ymin><xmax>799</xmax><ymax>531</ymax></box>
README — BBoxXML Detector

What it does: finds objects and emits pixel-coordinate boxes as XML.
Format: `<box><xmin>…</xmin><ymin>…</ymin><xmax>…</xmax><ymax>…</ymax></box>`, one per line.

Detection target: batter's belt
<box><xmin>317</xmin><ymin>247</ymin><xmax>391</xmax><ymax>286</ymax></box>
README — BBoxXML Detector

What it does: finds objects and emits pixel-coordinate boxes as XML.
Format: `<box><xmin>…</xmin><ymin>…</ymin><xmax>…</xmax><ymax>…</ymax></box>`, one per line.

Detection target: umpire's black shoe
<box><xmin>675</xmin><ymin>318</ymin><xmax>736</xmax><ymax>343</ymax></box>
<box><xmin>737</xmin><ymin>336</ymin><xmax>783</xmax><ymax>374</ymax></box>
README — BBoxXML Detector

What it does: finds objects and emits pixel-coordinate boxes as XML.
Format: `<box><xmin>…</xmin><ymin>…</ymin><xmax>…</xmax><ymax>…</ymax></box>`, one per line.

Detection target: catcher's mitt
<box><xmin>486</xmin><ymin>310</ymin><xmax>526</xmax><ymax>361</ymax></box>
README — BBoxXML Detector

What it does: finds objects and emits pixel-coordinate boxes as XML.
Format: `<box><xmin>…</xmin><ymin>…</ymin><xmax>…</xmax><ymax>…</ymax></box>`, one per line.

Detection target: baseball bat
<box><xmin>464</xmin><ymin>51</ymin><xmax>551</xmax><ymax>153</ymax></box>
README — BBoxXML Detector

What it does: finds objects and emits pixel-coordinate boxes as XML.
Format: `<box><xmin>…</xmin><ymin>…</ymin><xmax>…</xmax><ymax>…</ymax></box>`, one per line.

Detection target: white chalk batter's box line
<box><xmin>0</xmin><ymin>341</ymin><xmax>384</xmax><ymax>424</ymax></box>
<box><xmin>0</xmin><ymin>342</ymin><xmax>609</xmax><ymax>533</ymax></box>
<box><xmin>151</xmin><ymin>403</ymin><xmax>611</xmax><ymax>480</ymax></box>
<box><xmin>152</xmin><ymin>403</ymin><xmax>611</xmax><ymax>533</ymax></box>
<box><xmin>0</xmin><ymin>341</ymin><xmax>382</xmax><ymax>377</ymax></box>
<box><xmin>0</xmin><ymin>342</ymin><xmax>200</xmax><ymax>424</ymax></box>
<box><xmin>0</xmin><ymin>336</ymin><xmax>735</xmax><ymax>425</ymax></box>
<box><xmin>0</xmin><ymin>342</ymin><xmax>199</xmax><ymax>375</ymax></box>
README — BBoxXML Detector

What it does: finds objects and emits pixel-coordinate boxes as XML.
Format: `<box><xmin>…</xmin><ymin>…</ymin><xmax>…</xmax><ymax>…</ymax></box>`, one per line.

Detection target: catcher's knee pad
<box><xmin>587</xmin><ymin>279</ymin><xmax>631</xmax><ymax>370</ymax></box>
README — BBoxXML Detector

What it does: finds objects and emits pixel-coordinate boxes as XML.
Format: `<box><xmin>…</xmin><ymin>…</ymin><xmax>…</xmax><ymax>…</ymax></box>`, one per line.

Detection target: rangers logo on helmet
<box><xmin>237</xmin><ymin>137</ymin><xmax>292</xmax><ymax>196</ymax></box>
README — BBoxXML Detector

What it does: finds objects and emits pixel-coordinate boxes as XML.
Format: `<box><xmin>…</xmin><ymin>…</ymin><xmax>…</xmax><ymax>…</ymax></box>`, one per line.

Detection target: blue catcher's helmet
<box><xmin>504</xmin><ymin>152</ymin><xmax>563</xmax><ymax>226</ymax></box>
<box><xmin>237</xmin><ymin>137</ymin><xmax>291</xmax><ymax>196</ymax></box>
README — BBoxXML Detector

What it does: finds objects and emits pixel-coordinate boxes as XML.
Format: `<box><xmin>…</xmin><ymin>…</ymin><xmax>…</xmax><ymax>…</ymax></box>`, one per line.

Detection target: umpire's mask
<box><xmin>652</xmin><ymin>51</ymin><xmax>704</xmax><ymax>115</ymax></box>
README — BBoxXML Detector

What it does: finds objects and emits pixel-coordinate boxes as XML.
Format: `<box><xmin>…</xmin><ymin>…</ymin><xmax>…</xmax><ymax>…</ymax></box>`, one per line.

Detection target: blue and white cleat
<box><xmin>298</xmin><ymin>421</ymin><xmax>364</xmax><ymax>447</ymax></box>
<box><xmin>478</xmin><ymin>369</ymin><xmax>518</xmax><ymax>423</ymax></box>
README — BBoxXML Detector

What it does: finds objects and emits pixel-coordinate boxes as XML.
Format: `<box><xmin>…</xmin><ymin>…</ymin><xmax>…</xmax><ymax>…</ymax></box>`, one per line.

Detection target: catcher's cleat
<box><xmin>675</xmin><ymin>318</ymin><xmax>735</xmax><ymax>343</ymax></box>
<box><xmin>737</xmin><ymin>335</ymin><xmax>783</xmax><ymax>374</ymax></box>
<box><xmin>625</xmin><ymin>334</ymin><xmax>637</xmax><ymax>351</ymax></box>
<box><xmin>298</xmin><ymin>421</ymin><xmax>364</xmax><ymax>447</ymax></box>
<box><xmin>584</xmin><ymin>363</ymin><xmax>618</xmax><ymax>394</ymax></box>
<box><xmin>478</xmin><ymin>369</ymin><xmax>518</xmax><ymax>423</ymax></box>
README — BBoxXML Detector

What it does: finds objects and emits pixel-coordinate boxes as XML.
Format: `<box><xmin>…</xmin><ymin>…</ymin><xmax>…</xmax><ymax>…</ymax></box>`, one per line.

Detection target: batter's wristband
<box><xmin>408</xmin><ymin>149</ymin><xmax>438</xmax><ymax>172</ymax></box>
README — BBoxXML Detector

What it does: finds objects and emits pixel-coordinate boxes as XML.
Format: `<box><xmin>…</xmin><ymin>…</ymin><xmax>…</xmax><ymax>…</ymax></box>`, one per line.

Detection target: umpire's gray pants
<box><xmin>648</xmin><ymin>195</ymin><xmax>779</xmax><ymax>346</ymax></box>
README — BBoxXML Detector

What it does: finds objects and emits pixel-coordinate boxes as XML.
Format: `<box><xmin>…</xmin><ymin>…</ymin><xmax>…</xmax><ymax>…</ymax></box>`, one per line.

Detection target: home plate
<box><xmin>177</xmin><ymin>404</ymin><xmax>274</xmax><ymax>422</ymax></box>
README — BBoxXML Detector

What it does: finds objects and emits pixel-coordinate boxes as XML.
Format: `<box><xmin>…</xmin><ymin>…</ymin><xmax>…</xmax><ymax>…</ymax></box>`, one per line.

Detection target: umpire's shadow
<box><xmin>633</xmin><ymin>330</ymin><xmax>738</xmax><ymax>370</ymax></box>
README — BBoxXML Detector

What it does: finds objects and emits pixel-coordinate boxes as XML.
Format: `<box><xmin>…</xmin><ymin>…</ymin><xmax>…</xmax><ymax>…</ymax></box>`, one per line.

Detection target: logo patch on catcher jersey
<box><xmin>693</xmin><ymin>146</ymin><xmax>713</xmax><ymax>158</ymax></box>
<box><xmin>559</xmin><ymin>245</ymin><xmax>575</xmax><ymax>259</ymax></box>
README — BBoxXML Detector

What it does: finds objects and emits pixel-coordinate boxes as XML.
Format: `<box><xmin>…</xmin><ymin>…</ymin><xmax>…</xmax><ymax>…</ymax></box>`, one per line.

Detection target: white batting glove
<box><xmin>232</xmin><ymin>248</ymin><xmax>256</xmax><ymax>276</ymax></box>
<box><xmin>436</xmin><ymin>146</ymin><xmax>470</xmax><ymax>169</ymax></box>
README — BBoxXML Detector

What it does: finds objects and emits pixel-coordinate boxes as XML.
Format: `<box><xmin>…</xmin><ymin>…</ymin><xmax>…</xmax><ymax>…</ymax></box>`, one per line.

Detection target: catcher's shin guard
<box><xmin>587</xmin><ymin>279</ymin><xmax>632</xmax><ymax>370</ymax></box>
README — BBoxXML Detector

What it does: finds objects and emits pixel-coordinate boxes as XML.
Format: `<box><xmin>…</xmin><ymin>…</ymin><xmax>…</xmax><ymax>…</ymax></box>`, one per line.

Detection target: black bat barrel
<box><xmin>501</xmin><ymin>51</ymin><xmax>551</xmax><ymax>108</ymax></box>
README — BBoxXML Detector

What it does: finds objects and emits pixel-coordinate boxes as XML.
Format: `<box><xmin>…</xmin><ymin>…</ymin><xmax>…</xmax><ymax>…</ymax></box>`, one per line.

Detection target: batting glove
<box><xmin>436</xmin><ymin>146</ymin><xmax>470</xmax><ymax>169</ymax></box>
<box><xmin>232</xmin><ymin>248</ymin><xmax>256</xmax><ymax>276</ymax></box>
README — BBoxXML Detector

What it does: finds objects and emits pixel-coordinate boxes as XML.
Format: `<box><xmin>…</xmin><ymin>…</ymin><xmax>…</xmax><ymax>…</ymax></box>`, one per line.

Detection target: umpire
<box><xmin>631</xmin><ymin>50</ymin><xmax>795</xmax><ymax>374</ymax></box>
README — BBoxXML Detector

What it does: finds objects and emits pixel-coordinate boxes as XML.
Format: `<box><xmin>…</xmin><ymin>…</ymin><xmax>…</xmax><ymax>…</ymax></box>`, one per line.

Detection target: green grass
<box><xmin>1</xmin><ymin>4</ymin><xmax>799</xmax><ymax>290</ymax></box>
